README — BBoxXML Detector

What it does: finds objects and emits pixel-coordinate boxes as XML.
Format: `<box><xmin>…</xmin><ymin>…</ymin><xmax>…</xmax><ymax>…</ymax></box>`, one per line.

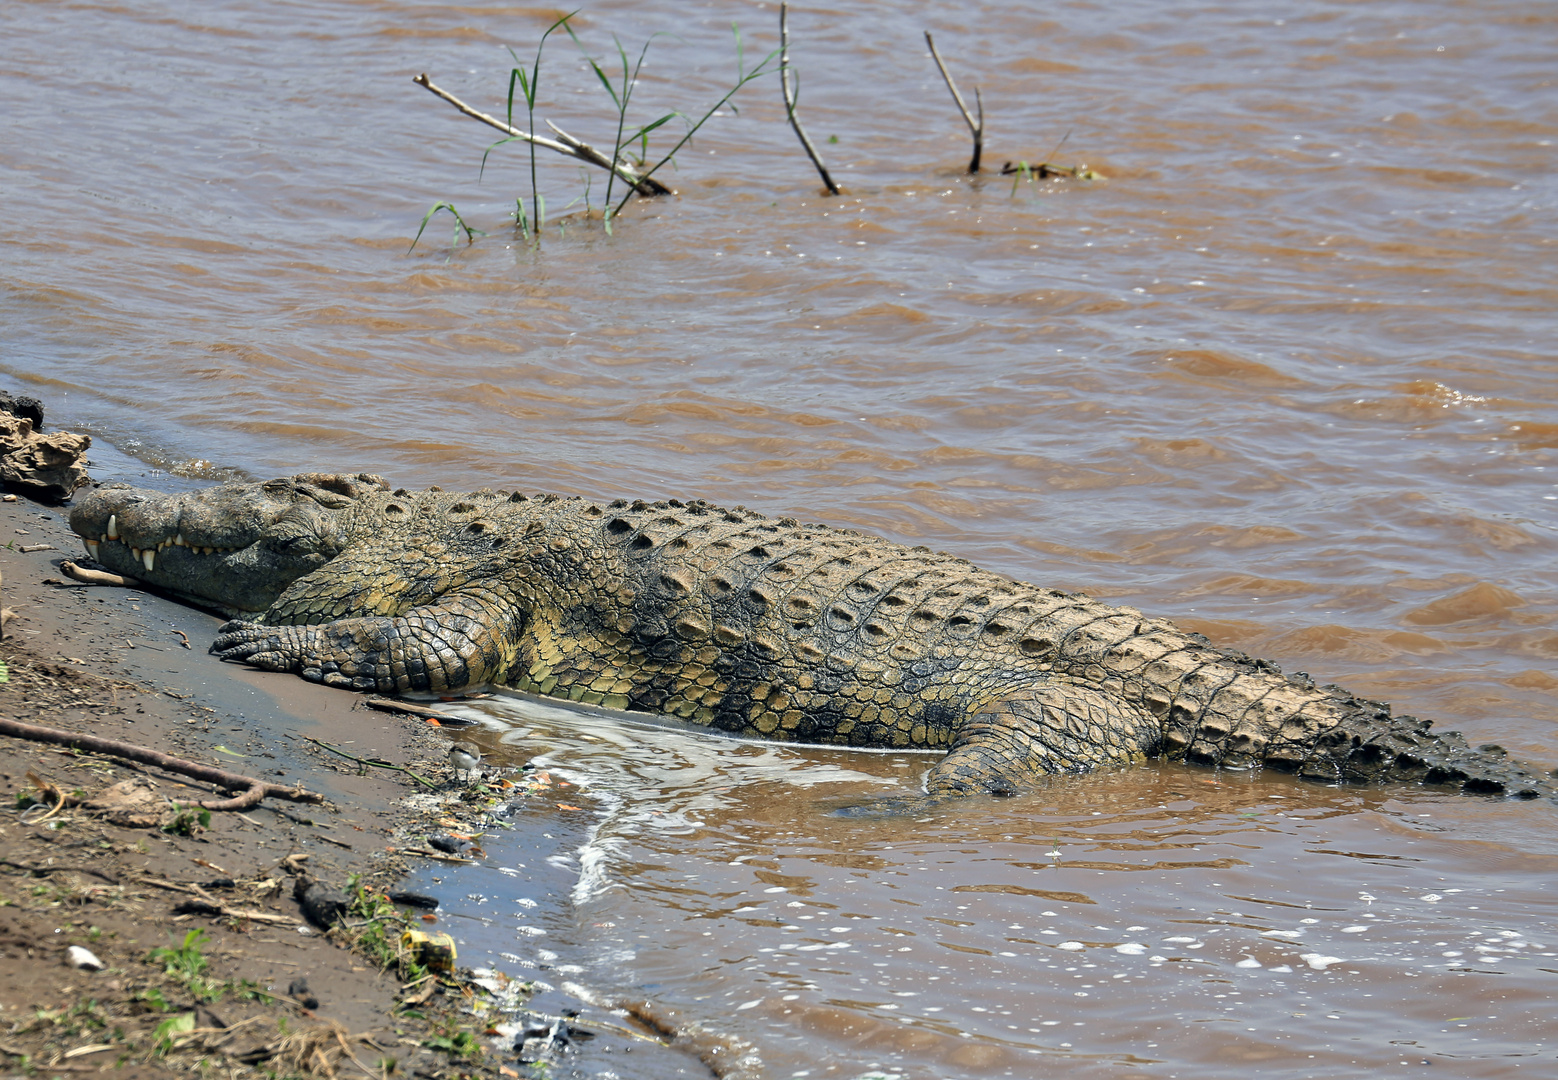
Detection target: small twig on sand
<box><xmin>779</xmin><ymin>3</ymin><xmax>840</xmax><ymax>195</ymax></box>
<box><xmin>302</xmin><ymin>736</ymin><xmax>440</xmax><ymax>791</ymax></box>
<box><xmin>924</xmin><ymin>31</ymin><xmax>984</xmax><ymax>173</ymax></box>
<box><xmin>392</xmin><ymin>847</ymin><xmax>475</xmax><ymax>865</ymax></box>
<box><xmin>362</xmin><ymin>696</ymin><xmax>471</xmax><ymax>727</ymax></box>
<box><xmin>0</xmin><ymin>717</ymin><xmax>323</xmax><ymax>811</ymax></box>
<box><xmin>0</xmin><ymin>858</ymin><xmax>119</xmax><ymax>884</ymax></box>
<box><xmin>412</xmin><ymin>74</ymin><xmax>669</xmax><ymax>196</ymax></box>
<box><xmin>135</xmin><ymin>877</ymin><xmax>301</xmax><ymax>925</ymax></box>
<box><xmin>58</xmin><ymin>560</ymin><xmax>141</xmax><ymax>588</ymax></box>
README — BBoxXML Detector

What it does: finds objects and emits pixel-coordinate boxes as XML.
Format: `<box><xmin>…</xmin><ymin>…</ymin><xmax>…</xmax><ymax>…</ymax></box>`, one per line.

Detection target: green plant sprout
<box><xmin>160</xmin><ymin>802</ymin><xmax>211</xmax><ymax>837</ymax></box>
<box><xmin>415</xmin><ymin>14</ymin><xmax>777</xmax><ymax>248</ymax></box>
<box><xmin>566</xmin><ymin>26</ymin><xmax>676</xmax><ymax>234</ymax></box>
<box><xmin>609</xmin><ymin>22</ymin><xmax>777</xmax><ymax>217</ymax></box>
<box><xmin>504</xmin><ymin>11</ymin><xmax>577</xmax><ymax>238</ymax></box>
<box><xmin>409</xmin><ymin>201</ymin><xmax>484</xmax><ymax>254</ymax></box>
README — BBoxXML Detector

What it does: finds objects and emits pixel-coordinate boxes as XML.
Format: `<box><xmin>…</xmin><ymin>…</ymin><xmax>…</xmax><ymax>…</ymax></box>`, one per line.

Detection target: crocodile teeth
<box><xmin>107</xmin><ymin>514</ymin><xmax>119</xmax><ymax>540</ymax></box>
<box><xmin>175</xmin><ymin>533</ymin><xmax>187</xmax><ymax>547</ymax></box>
<box><xmin>142</xmin><ymin>548</ymin><xmax>155</xmax><ymax>573</ymax></box>
<box><xmin>84</xmin><ymin>539</ymin><xmax>100</xmax><ymax>560</ymax></box>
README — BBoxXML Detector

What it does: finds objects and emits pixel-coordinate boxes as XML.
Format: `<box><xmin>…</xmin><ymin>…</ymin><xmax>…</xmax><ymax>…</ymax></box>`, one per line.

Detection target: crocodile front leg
<box><xmin>210</xmin><ymin>592</ymin><xmax>523</xmax><ymax>694</ymax></box>
<box><xmin>927</xmin><ymin>682</ymin><xmax>1159</xmax><ymax>796</ymax></box>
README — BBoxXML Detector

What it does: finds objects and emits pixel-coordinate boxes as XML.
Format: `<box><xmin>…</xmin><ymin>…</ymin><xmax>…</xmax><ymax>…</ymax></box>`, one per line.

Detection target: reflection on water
<box><xmin>4</xmin><ymin>0</ymin><xmax>1557</xmax><ymax>1076</ymax></box>
<box><xmin>429</xmin><ymin>694</ymin><xmax>1558</xmax><ymax>1079</ymax></box>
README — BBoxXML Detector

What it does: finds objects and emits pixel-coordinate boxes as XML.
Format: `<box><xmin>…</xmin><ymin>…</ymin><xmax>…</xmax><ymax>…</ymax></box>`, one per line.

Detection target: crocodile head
<box><xmin>68</xmin><ymin>473</ymin><xmax>388</xmax><ymax>617</ymax></box>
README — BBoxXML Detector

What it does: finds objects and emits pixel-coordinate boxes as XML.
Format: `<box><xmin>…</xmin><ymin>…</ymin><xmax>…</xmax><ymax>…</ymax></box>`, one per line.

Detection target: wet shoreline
<box><xmin>0</xmin><ymin>478</ymin><xmax>713</xmax><ymax>1077</ymax></box>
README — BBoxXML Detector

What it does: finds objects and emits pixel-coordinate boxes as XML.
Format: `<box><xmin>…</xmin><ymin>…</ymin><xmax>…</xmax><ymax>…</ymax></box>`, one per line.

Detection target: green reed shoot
<box><xmin>1009</xmin><ymin>160</ymin><xmax>1034</xmax><ymax>196</ymax></box>
<box><xmin>505</xmin><ymin>10</ymin><xmax>577</xmax><ymax>238</ymax></box>
<box><xmin>566</xmin><ymin>27</ymin><xmax>675</xmax><ymax>234</ymax></box>
<box><xmin>425</xmin><ymin>15</ymin><xmax>776</xmax><ymax>246</ymax></box>
<box><xmin>410</xmin><ymin>201</ymin><xmax>483</xmax><ymax>253</ymax></box>
<box><xmin>610</xmin><ymin>23</ymin><xmax>778</xmax><ymax>217</ymax></box>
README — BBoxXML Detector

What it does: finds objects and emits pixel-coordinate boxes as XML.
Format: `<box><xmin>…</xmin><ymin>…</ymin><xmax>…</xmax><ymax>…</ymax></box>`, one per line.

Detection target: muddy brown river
<box><xmin>5</xmin><ymin>0</ymin><xmax>1555</xmax><ymax>1076</ymax></box>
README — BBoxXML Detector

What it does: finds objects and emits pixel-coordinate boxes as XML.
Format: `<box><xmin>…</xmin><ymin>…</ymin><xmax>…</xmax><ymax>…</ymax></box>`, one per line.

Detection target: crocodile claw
<box><xmin>210</xmin><ymin>620</ymin><xmax>295</xmax><ymax>672</ymax></box>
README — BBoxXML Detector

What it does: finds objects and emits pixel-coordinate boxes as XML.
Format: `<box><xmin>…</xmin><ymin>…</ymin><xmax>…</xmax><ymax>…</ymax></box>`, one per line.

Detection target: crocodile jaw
<box><xmin>68</xmin><ymin>473</ymin><xmax>386</xmax><ymax>617</ymax></box>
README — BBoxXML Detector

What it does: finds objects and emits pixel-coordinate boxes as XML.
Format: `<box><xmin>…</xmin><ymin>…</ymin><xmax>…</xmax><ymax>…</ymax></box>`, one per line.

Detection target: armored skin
<box><xmin>69</xmin><ymin>473</ymin><xmax>1555</xmax><ymax>799</ymax></box>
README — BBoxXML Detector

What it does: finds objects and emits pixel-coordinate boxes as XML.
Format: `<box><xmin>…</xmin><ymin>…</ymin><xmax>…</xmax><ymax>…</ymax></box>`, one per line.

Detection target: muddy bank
<box><xmin>0</xmin><ymin>488</ymin><xmax>692</xmax><ymax>1078</ymax></box>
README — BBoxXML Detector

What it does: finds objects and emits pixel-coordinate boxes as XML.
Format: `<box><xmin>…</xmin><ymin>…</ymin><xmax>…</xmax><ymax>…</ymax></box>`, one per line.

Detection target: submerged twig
<box><xmin>412</xmin><ymin>74</ymin><xmax>669</xmax><ymax>196</ymax></box>
<box><xmin>779</xmin><ymin>3</ymin><xmax>840</xmax><ymax>195</ymax></box>
<box><xmin>1001</xmin><ymin>160</ymin><xmax>1084</xmax><ymax>179</ymax></box>
<box><xmin>924</xmin><ymin>31</ymin><xmax>984</xmax><ymax>173</ymax></box>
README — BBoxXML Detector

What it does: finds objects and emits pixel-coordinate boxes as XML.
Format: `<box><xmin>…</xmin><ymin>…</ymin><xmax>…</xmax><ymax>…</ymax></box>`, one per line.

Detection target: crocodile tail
<box><xmin>1279</xmin><ymin>689</ymin><xmax>1557</xmax><ymax>800</ymax></box>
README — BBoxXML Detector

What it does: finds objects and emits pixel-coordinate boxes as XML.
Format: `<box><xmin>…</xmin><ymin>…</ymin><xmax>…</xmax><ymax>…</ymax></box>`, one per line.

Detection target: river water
<box><xmin>5</xmin><ymin>0</ymin><xmax>1556</xmax><ymax>1076</ymax></box>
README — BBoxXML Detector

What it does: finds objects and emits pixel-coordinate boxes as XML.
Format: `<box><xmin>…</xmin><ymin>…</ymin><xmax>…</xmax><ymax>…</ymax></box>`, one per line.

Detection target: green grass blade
<box><xmin>479</xmin><ymin>134</ymin><xmax>529</xmax><ymax>180</ymax></box>
<box><xmin>615</xmin><ymin>29</ymin><xmax>779</xmax><ymax>215</ymax></box>
<box><xmin>587</xmin><ymin>57</ymin><xmax>620</xmax><ymax>108</ymax></box>
<box><xmin>631</xmin><ymin>113</ymin><xmax>676</xmax><ymax>140</ymax></box>
<box><xmin>408</xmin><ymin>201</ymin><xmax>482</xmax><ymax>253</ymax></box>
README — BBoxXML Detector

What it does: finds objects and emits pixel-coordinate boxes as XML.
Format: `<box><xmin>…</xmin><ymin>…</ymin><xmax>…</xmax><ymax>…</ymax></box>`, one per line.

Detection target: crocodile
<box><xmin>67</xmin><ymin>472</ymin><xmax>1555</xmax><ymax>800</ymax></box>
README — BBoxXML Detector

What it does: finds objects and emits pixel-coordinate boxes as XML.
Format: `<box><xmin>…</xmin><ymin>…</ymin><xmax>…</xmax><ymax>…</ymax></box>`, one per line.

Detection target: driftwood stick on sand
<box><xmin>779</xmin><ymin>3</ymin><xmax>840</xmax><ymax>196</ymax></box>
<box><xmin>924</xmin><ymin>31</ymin><xmax>984</xmax><ymax>173</ymax></box>
<box><xmin>0</xmin><ymin>716</ymin><xmax>324</xmax><ymax>811</ymax></box>
<box><xmin>412</xmin><ymin>74</ymin><xmax>670</xmax><ymax>196</ymax></box>
<box><xmin>362</xmin><ymin>696</ymin><xmax>460</xmax><ymax>725</ymax></box>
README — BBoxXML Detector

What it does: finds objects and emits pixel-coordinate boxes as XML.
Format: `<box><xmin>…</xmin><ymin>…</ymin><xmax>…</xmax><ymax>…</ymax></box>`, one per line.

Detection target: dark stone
<box><xmin>0</xmin><ymin>404</ymin><xmax>90</xmax><ymax>502</ymax></box>
<box><xmin>0</xmin><ymin>392</ymin><xmax>44</xmax><ymax>428</ymax></box>
<box><xmin>293</xmin><ymin>876</ymin><xmax>349</xmax><ymax>928</ymax></box>
<box><xmin>428</xmin><ymin>834</ymin><xmax>475</xmax><ymax>856</ymax></box>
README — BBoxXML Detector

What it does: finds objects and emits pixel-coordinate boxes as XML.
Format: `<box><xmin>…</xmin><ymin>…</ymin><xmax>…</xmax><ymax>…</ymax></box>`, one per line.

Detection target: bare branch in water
<box><xmin>924</xmin><ymin>31</ymin><xmax>984</xmax><ymax>173</ymax></box>
<box><xmin>412</xmin><ymin>73</ymin><xmax>669</xmax><ymax>196</ymax></box>
<box><xmin>779</xmin><ymin>3</ymin><xmax>840</xmax><ymax>195</ymax></box>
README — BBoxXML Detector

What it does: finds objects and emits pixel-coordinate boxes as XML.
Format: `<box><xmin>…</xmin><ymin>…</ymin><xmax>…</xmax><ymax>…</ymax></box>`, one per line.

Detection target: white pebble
<box><xmin>65</xmin><ymin>945</ymin><xmax>103</xmax><ymax>971</ymax></box>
